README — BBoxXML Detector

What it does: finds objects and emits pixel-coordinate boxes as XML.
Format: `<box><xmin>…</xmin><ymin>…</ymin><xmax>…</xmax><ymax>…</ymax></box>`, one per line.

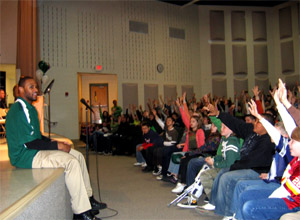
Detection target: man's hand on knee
<box><xmin>58</xmin><ymin>142</ymin><xmax>71</xmax><ymax>153</ymax></box>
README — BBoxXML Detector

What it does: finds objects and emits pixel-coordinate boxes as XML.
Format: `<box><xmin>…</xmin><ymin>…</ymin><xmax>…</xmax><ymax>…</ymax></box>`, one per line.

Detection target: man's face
<box><xmin>253</xmin><ymin>119</ymin><xmax>266</xmax><ymax>135</ymax></box>
<box><xmin>0</xmin><ymin>90</ymin><xmax>5</xmax><ymax>99</ymax></box>
<box><xmin>141</xmin><ymin>125</ymin><xmax>150</xmax><ymax>134</ymax></box>
<box><xmin>166</xmin><ymin>118</ymin><xmax>174</xmax><ymax>128</ymax></box>
<box><xmin>245</xmin><ymin>116</ymin><xmax>255</xmax><ymax>125</ymax></box>
<box><xmin>19</xmin><ymin>79</ymin><xmax>38</xmax><ymax>103</ymax></box>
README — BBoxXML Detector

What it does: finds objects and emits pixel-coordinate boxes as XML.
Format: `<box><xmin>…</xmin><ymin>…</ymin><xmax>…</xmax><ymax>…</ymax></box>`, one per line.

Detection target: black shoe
<box><xmin>90</xmin><ymin>210</ymin><xmax>99</xmax><ymax>216</ymax></box>
<box><xmin>90</xmin><ymin>196</ymin><xmax>107</xmax><ymax>210</ymax></box>
<box><xmin>142</xmin><ymin>166</ymin><xmax>153</xmax><ymax>172</ymax></box>
<box><xmin>73</xmin><ymin>210</ymin><xmax>101</xmax><ymax>220</ymax></box>
<box><xmin>204</xmin><ymin>196</ymin><xmax>209</xmax><ymax>203</ymax></box>
<box><xmin>161</xmin><ymin>175</ymin><xmax>170</xmax><ymax>182</ymax></box>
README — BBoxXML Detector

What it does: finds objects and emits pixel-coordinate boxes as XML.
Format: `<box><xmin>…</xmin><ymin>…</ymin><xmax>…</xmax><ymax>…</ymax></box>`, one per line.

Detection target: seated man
<box><xmin>5</xmin><ymin>76</ymin><xmax>106</xmax><ymax>220</ymax></box>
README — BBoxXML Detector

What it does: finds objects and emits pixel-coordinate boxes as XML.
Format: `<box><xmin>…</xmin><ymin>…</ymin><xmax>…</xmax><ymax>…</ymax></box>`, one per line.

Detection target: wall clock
<box><xmin>157</xmin><ymin>64</ymin><xmax>164</xmax><ymax>73</ymax></box>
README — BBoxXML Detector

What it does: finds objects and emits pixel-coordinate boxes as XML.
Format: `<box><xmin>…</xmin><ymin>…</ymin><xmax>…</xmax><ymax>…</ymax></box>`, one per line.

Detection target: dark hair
<box><xmin>244</xmin><ymin>114</ymin><xmax>255</xmax><ymax>121</ymax></box>
<box><xmin>171</xmin><ymin>112</ymin><xmax>179</xmax><ymax>119</ymax></box>
<box><xmin>261</xmin><ymin>113</ymin><xmax>275</xmax><ymax>126</ymax></box>
<box><xmin>18</xmin><ymin>76</ymin><xmax>34</xmax><ymax>87</ymax></box>
<box><xmin>265</xmin><ymin>108</ymin><xmax>278</xmax><ymax>119</ymax></box>
<box><xmin>141</xmin><ymin>120</ymin><xmax>151</xmax><ymax>128</ymax></box>
<box><xmin>166</xmin><ymin>116</ymin><xmax>175</xmax><ymax>122</ymax></box>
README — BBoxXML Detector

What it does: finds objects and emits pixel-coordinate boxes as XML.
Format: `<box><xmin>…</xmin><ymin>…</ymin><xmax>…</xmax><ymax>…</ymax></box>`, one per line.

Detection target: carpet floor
<box><xmin>74</xmin><ymin>142</ymin><xmax>223</xmax><ymax>220</ymax></box>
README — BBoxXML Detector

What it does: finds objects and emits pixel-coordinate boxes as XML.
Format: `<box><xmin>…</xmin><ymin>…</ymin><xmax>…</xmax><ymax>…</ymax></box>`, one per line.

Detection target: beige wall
<box><xmin>34</xmin><ymin>0</ymin><xmax>299</xmax><ymax>139</ymax></box>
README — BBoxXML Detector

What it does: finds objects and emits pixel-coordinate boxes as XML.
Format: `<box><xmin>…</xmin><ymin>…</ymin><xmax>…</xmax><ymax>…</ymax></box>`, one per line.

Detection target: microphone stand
<box><xmin>48</xmin><ymin>92</ymin><xmax>51</xmax><ymax>139</ymax></box>
<box><xmin>85</xmin><ymin>107</ymin><xmax>90</xmax><ymax>171</ymax></box>
<box><xmin>44</xmin><ymin>79</ymin><xmax>55</xmax><ymax>139</ymax></box>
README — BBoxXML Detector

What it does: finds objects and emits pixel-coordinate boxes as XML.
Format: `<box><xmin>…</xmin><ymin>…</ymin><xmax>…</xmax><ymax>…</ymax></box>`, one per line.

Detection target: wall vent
<box><xmin>129</xmin><ymin>20</ymin><xmax>148</xmax><ymax>34</ymax></box>
<box><xmin>169</xmin><ymin>27</ymin><xmax>185</xmax><ymax>40</ymax></box>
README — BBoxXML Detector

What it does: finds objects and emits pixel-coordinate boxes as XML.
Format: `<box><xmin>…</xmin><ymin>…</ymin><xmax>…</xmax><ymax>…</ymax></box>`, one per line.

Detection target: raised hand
<box><xmin>248</xmin><ymin>99</ymin><xmax>262</xmax><ymax>120</ymax></box>
<box><xmin>278</xmin><ymin>78</ymin><xmax>288</xmax><ymax>103</ymax></box>
<box><xmin>252</xmin><ymin>86</ymin><xmax>260</xmax><ymax>100</ymax></box>
<box><xmin>207</xmin><ymin>103</ymin><xmax>219</xmax><ymax>116</ymax></box>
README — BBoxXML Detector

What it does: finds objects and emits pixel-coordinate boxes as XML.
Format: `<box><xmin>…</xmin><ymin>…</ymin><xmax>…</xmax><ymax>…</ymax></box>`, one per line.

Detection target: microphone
<box><xmin>80</xmin><ymin>98</ymin><xmax>94</xmax><ymax>113</ymax></box>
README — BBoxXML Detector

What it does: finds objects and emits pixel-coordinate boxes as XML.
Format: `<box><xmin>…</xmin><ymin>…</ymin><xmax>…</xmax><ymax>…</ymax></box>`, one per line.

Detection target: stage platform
<box><xmin>0</xmin><ymin>136</ymin><xmax>73</xmax><ymax>219</ymax></box>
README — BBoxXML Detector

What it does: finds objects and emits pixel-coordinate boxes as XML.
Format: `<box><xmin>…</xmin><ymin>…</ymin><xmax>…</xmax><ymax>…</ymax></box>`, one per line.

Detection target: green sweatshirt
<box><xmin>213</xmin><ymin>135</ymin><xmax>241</xmax><ymax>168</ymax></box>
<box><xmin>5</xmin><ymin>98</ymin><xmax>41</xmax><ymax>168</ymax></box>
<box><xmin>209</xmin><ymin>116</ymin><xmax>241</xmax><ymax>168</ymax></box>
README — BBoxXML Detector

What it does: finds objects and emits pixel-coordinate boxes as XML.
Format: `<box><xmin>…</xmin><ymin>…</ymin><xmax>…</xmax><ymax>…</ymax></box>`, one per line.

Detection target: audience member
<box><xmin>0</xmin><ymin>89</ymin><xmax>7</xmax><ymax>109</ymax></box>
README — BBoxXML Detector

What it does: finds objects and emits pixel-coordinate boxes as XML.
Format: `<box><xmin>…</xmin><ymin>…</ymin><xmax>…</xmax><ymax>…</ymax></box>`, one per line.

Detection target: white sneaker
<box><xmin>156</xmin><ymin>175</ymin><xmax>163</xmax><ymax>180</ymax></box>
<box><xmin>141</xmin><ymin>162</ymin><xmax>147</xmax><ymax>168</ymax></box>
<box><xmin>222</xmin><ymin>216</ymin><xmax>233</xmax><ymax>220</ymax></box>
<box><xmin>171</xmin><ymin>182</ymin><xmax>186</xmax><ymax>194</ymax></box>
<box><xmin>133</xmin><ymin>162</ymin><xmax>142</xmax><ymax>166</ymax></box>
<box><xmin>177</xmin><ymin>196</ymin><xmax>197</xmax><ymax>208</ymax></box>
<box><xmin>152</xmin><ymin>166</ymin><xmax>162</xmax><ymax>176</ymax></box>
<box><xmin>198</xmin><ymin>203</ymin><xmax>215</xmax><ymax>211</ymax></box>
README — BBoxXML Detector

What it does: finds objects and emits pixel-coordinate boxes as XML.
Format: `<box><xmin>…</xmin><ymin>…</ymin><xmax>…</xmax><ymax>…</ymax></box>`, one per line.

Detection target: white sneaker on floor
<box><xmin>177</xmin><ymin>196</ymin><xmax>197</xmax><ymax>208</ymax></box>
<box><xmin>141</xmin><ymin>162</ymin><xmax>147</xmax><ymax>168</ymax></box>
<box><xmin>133</xmin><ymin>162</ymin><xmax>143</xmax><ymax>166</ymax></box>
<box><xmin>198</xmin><ymin>203</ymin><xmax>215</xmax><ymax>211</ymax></box>
<box><xmin>222</xmin><ymin>216</ymin><xmax>233</xmax><ymax>220</ymax></box>
<box><xmin>152</xmin><ymin>166</ymin><xmax>162</xmax><ymax>176</ymax></box>
<box><xmin>171</xmin><ymin>182</ymin><xmax>186</xmax><ymax>194</ymax></box>
<box><xmin>156</xmin><ymin>175</ymin><xmax>163</xmax><ymax>180</ymax></box>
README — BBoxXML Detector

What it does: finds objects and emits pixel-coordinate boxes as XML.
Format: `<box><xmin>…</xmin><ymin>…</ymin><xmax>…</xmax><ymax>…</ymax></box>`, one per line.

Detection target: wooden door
<box><xmin>89</xmin><ymin>84</ymin><xmax>108</xmax><ymax>124</ymax></box>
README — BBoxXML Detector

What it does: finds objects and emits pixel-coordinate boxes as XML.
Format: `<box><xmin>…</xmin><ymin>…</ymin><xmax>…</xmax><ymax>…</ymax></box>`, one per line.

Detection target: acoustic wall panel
<box><xmin>211</xmin><ymin>44</ymin><xmax>226</xmax><ymax>76</ymax></box>
<box><xmin>122</xmin><ymin>83</ymin><xmax>138</xmax><ymax>111</ymax></box>
<box><xmin>210</xmin><ymin>10</ymin><xmax>225</xmax><ymax>40</ymax></box>
<box><xmin>255</xmin><ymin>78</ymin><xmax>269</xmax><ymax>95</ymax></box>
<box><xmin>160</xmin><ymin>3</ymin><xmax>195</xmax><ymax>83</ymax></box>
<box><xmin>281</xmin><ymin>41</ymin><xmax>295</xmax><ymax>74</ymax></box>
<box><xmin>232</xmin><ymin>45</ymin><xmax>247</xmax><ymax>77</ymax></box>
<box><xmin>254</xmin><ymin>45</ymin><xmax>268</xmax><ymax>76</ymax></box>
<box><xmin>181</xmin><ymin>85</ymin><xmax>194</xmax><ymax>101</ymax></box>
<box><xmin>298</xmin><ymin>2</ymin><xmax>300</xmax><ymax>34</ymax></box>
<box><xmin>252</xmin><ymin>11</ymin><xmax>267</xmax><ymax>41</ymax></box>
<box><xmin>163</xmin><ymin>85</ymin><xmax>177</xmax><ymax>101</ymax></box>
<box><xmin>144</xmin><ymin>84</ymin><xmax>158</xmax><ymax>108</ymax></box>
<box><xmin>285</xmin><ymin>75</ymin><xmax>300</xmax><ymax>90</ymax></box>
<box><xmin>39</xmin><ymin>5</ymin><xmax>68</xmax><ymax>68</ymax></box>
<box><xmin>279</xmin><ymin>6</ymin><xmax>292</xmax><ymax>39</ymax></box>
<box><xmin>212</xmin><ymin>78</ymin><xmax>227</xmax><ymax>98</ymax></box>
<box><xmin>234</xmin><ymin>79</ymin><xmax>248</xmax><ymax>97</ymax></box>
<box><xmin>231</xmin><ymin>11</ymin><xmax>246</xmax><ymax>41</ymax></box>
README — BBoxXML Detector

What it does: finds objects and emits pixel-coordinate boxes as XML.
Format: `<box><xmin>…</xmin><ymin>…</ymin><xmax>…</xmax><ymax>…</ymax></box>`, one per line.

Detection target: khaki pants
<box><xmin>280</xmin><ymin>211</ymin><xmax>300</xmax><ymax>220</ymax></box>
<box><xmin>200</xmin><ymin>168</ymin><xmax>221</xmax><ymax>200</ymax></box>
<box><xmin>32</xmin><ymin>149</ymin><xmax>92</xmax><ymax>214</ymax></box>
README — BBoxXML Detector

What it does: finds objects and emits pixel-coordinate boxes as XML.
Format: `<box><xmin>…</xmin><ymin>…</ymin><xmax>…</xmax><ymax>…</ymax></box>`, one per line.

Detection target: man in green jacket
<box><xmin>6</xmin><ymin>76</ymin><xmax>105</xmax><ymax>220</ymax></box>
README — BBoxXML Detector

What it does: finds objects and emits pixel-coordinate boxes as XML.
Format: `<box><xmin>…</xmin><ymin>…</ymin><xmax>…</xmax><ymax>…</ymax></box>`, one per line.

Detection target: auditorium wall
<box><xmin>36</xmin><ymin>0</ymin><xmax>299</xmax><ymax>139</ymax></box>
